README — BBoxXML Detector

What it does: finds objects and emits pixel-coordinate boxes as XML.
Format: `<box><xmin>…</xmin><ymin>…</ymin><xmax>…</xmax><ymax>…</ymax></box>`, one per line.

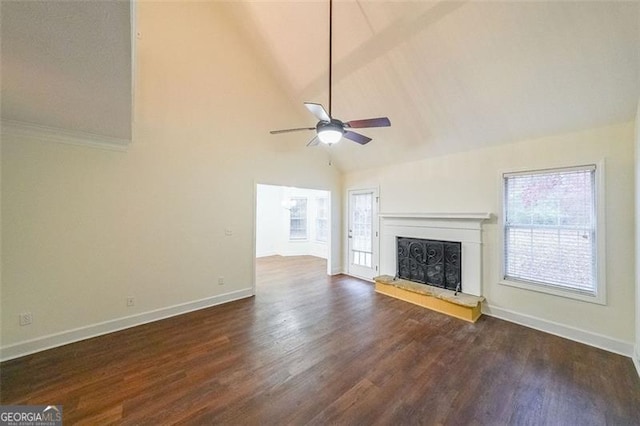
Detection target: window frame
<box><xmin>498</xmin><ymin>162</ymin><xmax>606</xmax><ymax>305</ymax></box>
<box><xmin>288</xmin><ymin>197</ymin><xmax>308</xmax><ymax>241</ymax></box>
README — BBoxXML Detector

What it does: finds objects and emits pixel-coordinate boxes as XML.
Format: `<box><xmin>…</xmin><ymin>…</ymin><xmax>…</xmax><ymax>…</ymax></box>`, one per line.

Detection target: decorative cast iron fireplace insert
<box><xmin>396</xmin><ymin>237</ymin><xmax>461</xmax><ymax>291</ymax></box>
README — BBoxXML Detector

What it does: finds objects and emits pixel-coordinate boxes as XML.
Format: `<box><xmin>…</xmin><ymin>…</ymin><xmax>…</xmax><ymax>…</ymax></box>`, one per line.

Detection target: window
<box><xmin>289</xmin><ymin>197</ymin><xmax>307</xmax><ymax>240</ymax></box>
<box><xmin>502</xmin><ymin>164</ymin><xmax>604</xmax><ymax>303</ymax></box>
<box><xmin>316</xmin><ymin>197</ymin><xmax>328</xmax><ymax>242</ymax></box>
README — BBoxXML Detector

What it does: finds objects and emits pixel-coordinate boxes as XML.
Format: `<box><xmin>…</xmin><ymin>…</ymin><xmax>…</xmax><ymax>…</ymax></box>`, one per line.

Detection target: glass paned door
<box><xmin>348</xmin><ymin>189</ymin><xmax>378</xmax><ymax>280</ymax></box>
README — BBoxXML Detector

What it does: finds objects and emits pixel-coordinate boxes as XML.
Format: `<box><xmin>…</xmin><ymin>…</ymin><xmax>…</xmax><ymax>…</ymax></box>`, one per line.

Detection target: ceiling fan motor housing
<box><xmin>316</xmin><ymin>119</ymin><xmax>344</xmax><ymax>134</ymax></box>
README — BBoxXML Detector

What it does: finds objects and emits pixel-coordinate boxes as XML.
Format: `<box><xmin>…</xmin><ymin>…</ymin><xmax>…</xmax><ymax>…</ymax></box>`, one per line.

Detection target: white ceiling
<box><xmin>1</xmin><ymin>0</ymin><xmax>132</xmax><ymax>141</ymax></box>
<box><xmin>231</xmin><ymin>1</ymin><xmax>640</xmax><ymax>172</ymax></box>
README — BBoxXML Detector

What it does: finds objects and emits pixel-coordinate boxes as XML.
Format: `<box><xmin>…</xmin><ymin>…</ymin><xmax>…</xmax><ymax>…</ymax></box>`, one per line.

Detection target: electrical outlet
<box><xmin>218</xmin><ymin>277</ymin><xmax>224</xmax><ymax>285</ymax></box>
<box><xmin>126</xmin><ymin>297</ymin><xmax>135</xmax><ymax>307</ymax></box>
<box><xmin>19</xmin><ymin>312</ymin><xmax>33</xmax><ymax>326</ymax></box>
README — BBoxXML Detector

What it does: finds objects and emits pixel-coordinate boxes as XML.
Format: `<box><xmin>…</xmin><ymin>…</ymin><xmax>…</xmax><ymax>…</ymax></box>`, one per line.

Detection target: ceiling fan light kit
<box><xmin>269</xmin><ymin>0</ymin><xmax>390</xmax><ymax>147</ymax></box>
<box><xmin>317</xmin><ymin>120</ymin><xmax>344</xmax><ymax>144</ymax></box>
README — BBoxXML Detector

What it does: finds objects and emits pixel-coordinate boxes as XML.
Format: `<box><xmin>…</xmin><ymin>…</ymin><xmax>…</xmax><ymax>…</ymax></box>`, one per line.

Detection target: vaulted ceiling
<box><xmin>230</xmin><ymin>1</ymin><xmax>640</xmax><ymax>171</ymax></box>
<box><xmin>1</xmin><ymin>1</ymin><xmax>638</xmax><ymax>172</ymax></box>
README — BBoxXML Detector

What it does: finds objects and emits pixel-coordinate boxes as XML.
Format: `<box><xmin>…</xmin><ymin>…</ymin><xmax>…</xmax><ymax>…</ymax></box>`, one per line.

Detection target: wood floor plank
<box><xmin>2</xmin><ymin>255</ymin><xmax>639</xmax><ymax>424</ymax></box>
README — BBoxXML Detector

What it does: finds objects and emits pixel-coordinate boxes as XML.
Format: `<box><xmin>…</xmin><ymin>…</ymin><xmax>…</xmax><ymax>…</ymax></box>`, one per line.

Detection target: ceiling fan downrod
<box><xmin>328</xmin><ymin>0</ymin><xmax>333</xmax><ymax>118</ymax></box>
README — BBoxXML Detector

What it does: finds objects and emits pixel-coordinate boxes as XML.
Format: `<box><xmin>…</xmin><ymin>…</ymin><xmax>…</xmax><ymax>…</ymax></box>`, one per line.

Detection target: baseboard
<box><xmin>256</xmin><ymin>251</ymin><xmax>278</xmax><ymax>258</ymax></box>
<box><xmin>634</xmin><ymin>346</ymin><xmax>640</xmax><ymax>378</ymax></box>
<box><xmin>0</xmin><ymin>288</ymin><xmax>253</xmax><ymax>362</ymax></box>
<box><xmin>483</xmin><ymin>304</ymin><xmax>634</xmax><ymax>358</ymax></box>
<box><xmin>331</xmin><ymin>266</ymin><xmax>343</xmax><ymax>276</ymax></box>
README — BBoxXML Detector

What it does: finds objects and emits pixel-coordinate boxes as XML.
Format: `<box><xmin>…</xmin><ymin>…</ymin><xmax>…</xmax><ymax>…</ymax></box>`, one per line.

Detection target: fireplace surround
<box><xmin>379</xmin><ymin>213</ymin><xmax>491</xmax><ymax>297</ymax></box>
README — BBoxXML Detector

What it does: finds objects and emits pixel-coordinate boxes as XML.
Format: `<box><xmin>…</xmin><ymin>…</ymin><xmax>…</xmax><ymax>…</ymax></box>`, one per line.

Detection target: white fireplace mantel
<box><xmin>379</xmin><ymin>212</ymin><xmax>492</xmax><ymax>221</ymax></box>
<box><xmin>378</xmin><ymin>212</ymin><xmax>492</xmax><ymax>297</ymax></box>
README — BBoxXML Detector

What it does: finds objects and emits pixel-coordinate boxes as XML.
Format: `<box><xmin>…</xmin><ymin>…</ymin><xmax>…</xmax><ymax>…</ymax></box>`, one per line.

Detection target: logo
<box><xmin>0</xmin><ymin>405</ymin><xmax>62</xmax><ymax>426</ymax></box>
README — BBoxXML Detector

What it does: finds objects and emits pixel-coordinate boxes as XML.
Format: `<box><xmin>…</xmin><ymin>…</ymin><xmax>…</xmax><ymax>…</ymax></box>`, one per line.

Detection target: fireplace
<box><xmin>379</xmin><ymin>213</ymin><xmax>491</xmax><ymax>297</ymax></box>
<box><xmin>397</xmin><ymin>237</ymin><xmax>461</xmax><ymax>291</ymax></box>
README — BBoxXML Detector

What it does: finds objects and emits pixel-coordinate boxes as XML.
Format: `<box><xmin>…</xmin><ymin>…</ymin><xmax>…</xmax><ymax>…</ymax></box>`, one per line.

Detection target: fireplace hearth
<box><xmin>396</xmin><ymin>237</ymin><xmax>461</xmax><ymax>291</ymax></box>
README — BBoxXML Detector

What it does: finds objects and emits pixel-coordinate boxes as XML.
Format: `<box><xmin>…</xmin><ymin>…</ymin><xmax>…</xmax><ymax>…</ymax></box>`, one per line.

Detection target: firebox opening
<box><xmin>396</xmin><ymin>237</ymin><xmax>461</xmax><ymax>291</ymax></box>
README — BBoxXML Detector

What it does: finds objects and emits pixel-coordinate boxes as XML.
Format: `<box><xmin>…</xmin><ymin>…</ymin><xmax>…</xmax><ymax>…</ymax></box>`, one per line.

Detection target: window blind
<box><xmin>316</xmin><ymin>198</ymin><xmax>328</xmax><ymax>242</ymax></box>
<box><xmin>289</xmin><ymin>197</ymin><xmax>308</xmax><ymax>240</ymax></box>
<box><xmin>503</xmin><ymin>165</ymin><xmax>596</xmax><ymax>294</ymax></box>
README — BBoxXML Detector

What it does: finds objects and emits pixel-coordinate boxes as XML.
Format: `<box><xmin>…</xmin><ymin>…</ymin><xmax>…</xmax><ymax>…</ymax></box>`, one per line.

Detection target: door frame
<box><xmin>345</xmin><ymin>187</ymin><xmax>380</xmax><ymax>281</ymax></box>
<box><xmin>253</xmin><ymin>182</ymin><xmax>334</xmax><ymax>295</ymax></box>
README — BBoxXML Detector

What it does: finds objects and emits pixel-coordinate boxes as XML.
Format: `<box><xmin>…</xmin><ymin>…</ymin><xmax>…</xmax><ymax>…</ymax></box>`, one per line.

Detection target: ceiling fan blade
<box><xmin>345</xmin><ymin>117</ymin><xmax>391</xmax><ymax>129</ymax></box>
<box><xmin>306</xmin><ymin>135</ymin><xmax>320</xmax><ymax>147</ymax></box>
<box><xmin>270</xmin><ymin>127</ymin><xmax>315</xmax><ymax>134</ymax></box>
<box><xmin>344</xmin><ymin>130</ymin><xmax>372</xmax><ymax>145</ymax></box>
<box><xmin>304</xmin><ymin>102</ymin><xmax>331</xmax><ymax>122</ymax></box>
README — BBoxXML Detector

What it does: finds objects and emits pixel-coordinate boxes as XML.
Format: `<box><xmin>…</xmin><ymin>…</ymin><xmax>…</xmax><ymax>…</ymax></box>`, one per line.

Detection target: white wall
<box><xmin>0</xmin><ymin>2</ymin><xmax>341</xmax><ymax>360</ymax></box>
<box><xmin>256</xmin><ymin>184</ymin><xmax>283</xmax><ymax>258</ymax></box>
<box><xmin>635</xmin><ymin>99</ymin><xmax>640</xmax><ymax>372</ymax></box>
<box><xmin>0</xmin><ymin>123</ymin><xmax>3</xmax><ymax>351</ymax></box>
<box><xmin>345</xmin><ymin>121</ymin><xmax>635</xmax><ymax>354</ymax></box>
<box><xmin>256</xmin><ymin>185</ymin><xmax>329</xmax><ymax>260</ymax></box>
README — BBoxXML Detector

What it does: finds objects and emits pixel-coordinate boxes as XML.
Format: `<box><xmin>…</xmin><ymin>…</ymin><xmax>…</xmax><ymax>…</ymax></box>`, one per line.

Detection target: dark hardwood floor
<box><xmin>2</xmin><ymin>255</ymin><xmax>639</xmax><ymax>424</ymax></box>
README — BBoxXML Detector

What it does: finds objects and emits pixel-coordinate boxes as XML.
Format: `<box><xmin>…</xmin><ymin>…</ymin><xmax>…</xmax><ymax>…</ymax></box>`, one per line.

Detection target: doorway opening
<box><xmin>255</xmin><ymin>184</ymin><xmax>332</xmax><ymax>289</ymax></box>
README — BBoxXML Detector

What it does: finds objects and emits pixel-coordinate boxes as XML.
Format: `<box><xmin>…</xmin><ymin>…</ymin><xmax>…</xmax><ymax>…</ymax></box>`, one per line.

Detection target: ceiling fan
<box><xmin>270</xmin><ymin>0</ymin><xmax>391</xmax><ymax>146</ymax></box>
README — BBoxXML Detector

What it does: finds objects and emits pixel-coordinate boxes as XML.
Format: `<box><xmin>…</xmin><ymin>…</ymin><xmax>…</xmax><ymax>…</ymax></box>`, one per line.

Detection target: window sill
<box><xmin>499</xmin><ymin>279</ymin><xmax>606</xmax><ymax>305</ymax></box>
